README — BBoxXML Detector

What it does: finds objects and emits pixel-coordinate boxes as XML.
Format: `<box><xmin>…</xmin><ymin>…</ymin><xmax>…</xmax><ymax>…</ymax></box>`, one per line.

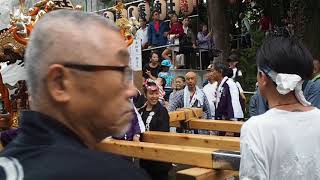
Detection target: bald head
<box><xmin>185</xmin><ymin>71</ymin><xmax>197</xmax><ymax>90</ymax></box>
<box><xmin>25</xmin><ymin>10</ymin><xmax>119</xmax><ymax>98</ymax></box>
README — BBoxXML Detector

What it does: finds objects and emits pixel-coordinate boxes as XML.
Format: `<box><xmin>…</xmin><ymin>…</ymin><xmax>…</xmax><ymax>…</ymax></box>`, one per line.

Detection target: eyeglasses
<box><xmin>60</xmin><ymin>63</ymin><xmax>133</xmax><ymax>82</ymax></box>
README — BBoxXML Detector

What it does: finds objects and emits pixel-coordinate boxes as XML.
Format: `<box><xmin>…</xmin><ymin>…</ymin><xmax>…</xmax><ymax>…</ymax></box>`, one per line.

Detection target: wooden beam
<box><xmin>176</xmin><ymin>168</ymin><xmax>239</xmax><ymax>180</ymax></box>
<box><xmin>96</xmin><ymin>139</ymin><xmax>240</xmax><ymax>170</ymax></box>
<box><xmin>169</xmin><ymin>108</ymin><xmax>203</xmax><ymax>122</ymax></box>
<box><xmin>142</xmin><ymin>131</ymin><xmax>240</xmax><ymax>151</ymax></box>
<box><xmin>170</xmin><ymin>119</ymin><xmax>243</xmax><ymax>133</ymax></box>
<box><xmin>189</xmin><ymin>120</ymin><xmax>243</xmax><ymax>133</ymax></box>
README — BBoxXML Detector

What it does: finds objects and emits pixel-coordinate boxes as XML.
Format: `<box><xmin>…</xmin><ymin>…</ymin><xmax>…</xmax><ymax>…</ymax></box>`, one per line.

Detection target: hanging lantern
<box><xmin>103</xmin><ymin>11</ymin><xmax>115</xmax><ymax>22</ymax></box>
<box><xmin>180</xmin><ymin>0</ymin><xmax>193</xmax><ymax>16</ymax></box>
<box><xmin>167</xmin><ymin>0</ymin><xmax>180</xmax><ymax>16</ymax></box>
<box><xmin>153</xmin><ymin>0</ymin><xmax>167</xmax><ymax>20</ymax></box>
<box><xmin>138</xmin><ymin>2</ymin><xmax>150</xmax><ymax>21</ymax></box>
<box><xmin>127</xmin><ymin>6</ymin><xmax>139</xmax><ymax>19</ymax></box>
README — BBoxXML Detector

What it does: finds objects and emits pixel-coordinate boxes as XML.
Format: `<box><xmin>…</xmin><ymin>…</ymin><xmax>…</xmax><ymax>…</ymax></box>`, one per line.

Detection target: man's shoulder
<box><xmin>1</xmin><ymin>145</ymin><xmax>150</xmax><ymax>180</ymax></box>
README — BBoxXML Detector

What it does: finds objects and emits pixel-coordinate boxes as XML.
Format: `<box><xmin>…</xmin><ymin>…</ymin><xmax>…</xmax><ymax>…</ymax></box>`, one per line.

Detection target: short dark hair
<box><xmin>176</xmin><ymin>76</ymin><xmax>186</xmax><ymax>82</ymax></box>
<box><xmin>257</xmin><ymin>37</ymin><xmax>313</xmax><ymax>80</ymax></box>
<box><xmin>152</xmin><ymin>10</ymin><xmax>159</xmax><ymax>16</ymax></box>
<box><xmin>150</xmin><ymin>51</ymin><xmax>159</xmax><ymax>59</ymax></box>
<box><xmin>213</xmin><ymin>63</ymin><xmax>229</xmax><ymax>77</ymax></box>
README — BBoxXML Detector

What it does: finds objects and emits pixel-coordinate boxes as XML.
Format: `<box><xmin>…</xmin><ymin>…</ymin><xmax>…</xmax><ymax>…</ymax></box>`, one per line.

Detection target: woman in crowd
<box><xmin>240</xmin><ymin>37</ymin><xmax>320</xmax><ymax>179</ymax></box>
<box><xmin>139</xmin><ymin>80</ymin><xmax>171</xmax><ymax>180</ymax></box>
<box><xmin>142</xmin><ymin>51</ymin><xmax>161</xmax><ymax>80</ymax></box>
<box><xmin>162</xmin><ymin>13</ymin><xmax>184</xmax><ymax>68</ymax></box>
<box><xmin>197</xmin><ymin>24</ymin><xmax>214</xmax><ymax>70</ymax></box>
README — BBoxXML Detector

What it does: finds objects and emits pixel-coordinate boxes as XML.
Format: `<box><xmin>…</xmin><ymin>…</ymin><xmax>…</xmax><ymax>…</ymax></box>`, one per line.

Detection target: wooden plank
<box><xmin>189</xmin><ymin>120</ymin><xmax>243</xmax><ymax>133</ymax></box>
<box><xmin>176</xmin><ymin>168</ymin><xmax>239</xmax><ymax>180</ymax></box>
<box><xmin>96</xmin><ymin>139</ymin><xmax>216</xmax><ymax>169</ymax></box>
<box><xmin>96</xmin><ymin>139</ymin><xmax>240</xmax><ymax>170</ymax></box>
<box><xmin>169</xmin><ymin>108</ymin><xmax>203</xmax><ymax>122</ymax></box>
<box><xmin>142</xmin><ymin>131</ymin><xmax>240</xmax><ymax>151</ymax></box>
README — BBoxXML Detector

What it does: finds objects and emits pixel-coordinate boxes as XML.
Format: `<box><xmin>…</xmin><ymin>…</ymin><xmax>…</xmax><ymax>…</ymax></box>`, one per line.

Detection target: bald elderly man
<box><xmin>0</xmin><ymin>10</ymin><xmax>150</xmax><ymax>180</ymax></box>
<box><xmin>168</xmin><ymin>71</ymin><xmax>211</xmax><ymax>119</ymax></box>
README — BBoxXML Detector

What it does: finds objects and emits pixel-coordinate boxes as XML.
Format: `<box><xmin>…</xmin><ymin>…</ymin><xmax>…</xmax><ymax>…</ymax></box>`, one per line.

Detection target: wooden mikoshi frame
<box><xmin>169</xmin><ymin>108</ymin><xmax>244</xmax><ymax>133</ymax></box>
<box><xmin>96</xmin><ymin>108</ymin><xmax>242</xmax><ymax>180</ymax></box>
<box><xmin>96</xmin><ymin>139</ymin><xmax>240</xmax><ymax>170</ymax></box>
<box><xmin>142</xmin><ymin>131</ymin><xmax>240</xmax><ymax>151</ymax></box>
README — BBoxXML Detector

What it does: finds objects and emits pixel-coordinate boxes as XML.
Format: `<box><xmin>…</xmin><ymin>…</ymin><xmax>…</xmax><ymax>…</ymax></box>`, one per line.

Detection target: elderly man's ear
<box><xmin>46</xmin><ymin>64</ymin><xmax>71</xmax><ymax>102</ymax></box>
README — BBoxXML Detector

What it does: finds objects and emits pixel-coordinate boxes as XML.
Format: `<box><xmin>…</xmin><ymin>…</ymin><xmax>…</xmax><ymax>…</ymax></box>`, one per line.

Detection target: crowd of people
<box><xmin>0</xmin><ymin>9</ymin><xmax>320</xmax><ymax>180</ymax></box>
<box><xmin>138</xmin><ymin>10</ymin><xmax>214</xmax><ymax>70</ymax></box>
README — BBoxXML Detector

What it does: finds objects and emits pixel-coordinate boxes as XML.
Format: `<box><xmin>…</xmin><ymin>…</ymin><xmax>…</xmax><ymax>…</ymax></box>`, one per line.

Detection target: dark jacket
<box><xmin>147</xmin><ymin>21</ymin><xmax>168</xmax><ymax>47</ymax></box>
<box><xmin>139</xmin><ymin>102</ymin><xmax>171</xmax><ymax>179</ymax></box>
<box><xmin>0</xmin><ymin>111</ymin><xmax>150</xmax><ymax>180</ymax></box>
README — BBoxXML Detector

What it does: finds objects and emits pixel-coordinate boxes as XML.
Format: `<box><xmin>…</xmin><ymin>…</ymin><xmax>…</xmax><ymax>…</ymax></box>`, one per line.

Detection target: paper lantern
<box><xmin>153</xmin><ymin>0</ymin><xmax>167</xmax><ymax>20</ymax></box>
<box><xmin>127</xmin><ymin>6</ymin><xmax>139</xmax><ymax>19</ymax></box>
<box><xmin>138</xmin><ymin>2</ymin><xmax>150</xmax><ymax>21</ymax></box>
<box><xmin>103</xmin><ymin>11</ymin><xmax>115</xmax><ymax>22</ymax></box>
<box><xmin>167</xmin><ymin>0</ymin><xmax>180</xmax><ymax>16</ymax></box>
<box><xmin>180</xmin><ymin>0</ymin><xmax>193</xmax><ymax>16</ymax></box>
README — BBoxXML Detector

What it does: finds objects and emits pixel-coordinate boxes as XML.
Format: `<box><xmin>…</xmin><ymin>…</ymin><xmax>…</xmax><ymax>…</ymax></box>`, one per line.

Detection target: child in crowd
<box><xmin>158</xmin><ymin>60</ymin><xmax>174</xmax><ymax>101</ymax></box>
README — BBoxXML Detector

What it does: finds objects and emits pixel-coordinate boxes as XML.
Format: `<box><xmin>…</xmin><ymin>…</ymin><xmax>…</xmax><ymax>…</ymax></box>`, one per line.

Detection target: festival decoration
<box><xmin>127</xmin><ymin>6</ymin><xmax>139</xmax><ymax>20</ymax></box>
<box><xmin>0</xmin><ymin>0</ymin><xmax>81</xmax><ymax>64</ymax></box>
<box><xmin>112</xmin><ymin>0</ymin><xmax>140</xmax><ymax>47</ymax></box>
<box><xmin>138</xmin><ymin>2</ymin><xmax>151</xmax><ymax>21</ymax></box>
<box><xmin>167</xmin><ymin>0</ymin><xmax>180</xmax><ymax>16</ymax></box>
<box><xmin>154</xmin><ymin>0</ymin><xmax>167</xmax><ymax>20</ymax></box>
<box><xmin>103</xmin><ymin>11</ymin><xmax>115</xmax><ymax>22</ymax></box>
<box><xmin>180</xmin><ymin>0</ymin><xmax>193</xmax><ymax>16</ymax></box>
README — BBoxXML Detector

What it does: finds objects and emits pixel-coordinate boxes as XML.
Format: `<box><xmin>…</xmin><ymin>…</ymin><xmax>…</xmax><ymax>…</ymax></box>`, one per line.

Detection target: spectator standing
<box><xmin>136</xmin><ymin>17</ymin><xmax>149</xmax><ymax>66</ymax></box>
<box><xmin>142</xmin><ymin>51</ymin><xmax>161</xmax><ymax>80</ymax></box>
<box><xmin>162</xmin><ymin>13</ymin><xmax>184</xmax><ymax>68</ymax></box>
<box><xmin>239</xmin><ymin>12</ymin><xmax>251</xmax><ymax>48</ymax></box>
<box><xmin>212</xmin><ymin>63</ymin><xmax>244</xmax><ymax>120</ymax></box>
<box><xmin>158</xmin><ymin>60</ymin><xmax>174</xmax><ymax>100</ymax></box>
<box><xmin>148</xmin><ymin>10</ymin><xmax>168</xmax><ymax>47</ymax></box>
<box><xmin>259</xmin><ymin>11</ymin><xmax>272</xmax><ymax>36</ymax></box>
<box><xmin>179</xmin><ymin>16</ymin><xmax>196</xmax><ymax>69</ymax></box>
<box><xmin>202</xmin><ymin>64</ymin><xmax>218</xmax><ymax>118</ymax></box>
<box><xmin>197</xmin><ymin>24</ymin><xmax>214</xmax><ymax>70</ymax></box>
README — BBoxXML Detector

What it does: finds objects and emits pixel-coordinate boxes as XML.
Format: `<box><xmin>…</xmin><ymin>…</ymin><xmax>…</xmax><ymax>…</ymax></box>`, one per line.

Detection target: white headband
<box><xmin>259</xmin><ymin>67</ymin><xmax>311</xmax><ymax>106</ymax></box>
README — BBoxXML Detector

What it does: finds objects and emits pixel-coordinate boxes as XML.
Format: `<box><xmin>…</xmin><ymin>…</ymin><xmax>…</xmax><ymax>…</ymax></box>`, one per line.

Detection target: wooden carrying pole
<box><xmin>96</xmin><ymin>139</ymin><xmax>240</xmax><ymax>170</ymax></box>
<box><xmin>168</xmin><ymin>109</ymin><xmax>243</xmax><ymax>133</ymax></box>
<box><xmin>142</xmin><ymin>131</ymin><xmax>240</xmax><ymax>151</ymax></box>
<box><xmin>176</xmin><ymin>168</ymin><xmax>239</xmax><ymax>180</ymax></box>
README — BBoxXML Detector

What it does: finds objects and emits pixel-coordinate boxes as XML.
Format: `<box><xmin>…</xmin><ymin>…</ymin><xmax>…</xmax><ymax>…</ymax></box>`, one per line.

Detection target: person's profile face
<box><xmin>313</xmin><ymin>60</ymin><xmax>320</xmax><ymax>76</ymax></box>
<box><xmin>175</xmin><ymin>78</ymin><xmax>185</xmax><ymax>90</ymax></box>
<box><xmin>146</xmin><ymin>89</ymin><xmax>160</xmax><ymax>106</ymax></box>
<box><xmin>73</xmin><ymin>28</ymin><xmax>136</xmax><ymax>139</ymax></box>
<box><xmin>206</xmin><ymin>70</ymin><xmax>214</xmax><ymax>81</ymax></box>
<box><xmin>183</xmin><ymin>18</ymin><xmax>189</xmax><ymax>26</ymax></box>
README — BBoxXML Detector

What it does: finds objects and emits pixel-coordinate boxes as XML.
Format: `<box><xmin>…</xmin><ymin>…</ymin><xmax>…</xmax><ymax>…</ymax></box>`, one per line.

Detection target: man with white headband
<box><xmin>240</xmin><ymin>37</ymin><xmax>320</xmax><ymax>179</ymax></box>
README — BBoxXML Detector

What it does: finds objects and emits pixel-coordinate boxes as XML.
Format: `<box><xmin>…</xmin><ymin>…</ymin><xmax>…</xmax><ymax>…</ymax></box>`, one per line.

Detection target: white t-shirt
<box><xmin>136</xmin><ymin>27</ymin><xmax>148</xmax><ymax>46</ymax></box>
<box><xmin>240</xmin><ymin>108</ymin><xmax>320</xmax><ymax>180</ymax></box>
<box><xmin>203</xmin><ymin>81</ymin><xmax>218</xmax><ymax>118</ymax></box>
